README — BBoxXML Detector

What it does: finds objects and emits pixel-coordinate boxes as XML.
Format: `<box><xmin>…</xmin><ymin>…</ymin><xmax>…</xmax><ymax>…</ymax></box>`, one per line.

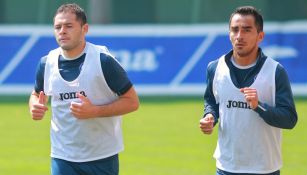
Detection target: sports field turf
<box><xmin>0</xmin><ymin>96</ymin><xmax>306</xmax><ymax>175</ymax></box>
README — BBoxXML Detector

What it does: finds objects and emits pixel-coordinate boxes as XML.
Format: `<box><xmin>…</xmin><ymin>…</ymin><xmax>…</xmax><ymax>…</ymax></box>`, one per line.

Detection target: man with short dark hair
<box><xmin>200</xmin><ymin>6</ymin><xmax>297</xmax><ymax>175</ymax></box>
<box><xmin>29</xmin><ymin>3</ymin><xmax>139</xmax><ymax>175</ymax></box>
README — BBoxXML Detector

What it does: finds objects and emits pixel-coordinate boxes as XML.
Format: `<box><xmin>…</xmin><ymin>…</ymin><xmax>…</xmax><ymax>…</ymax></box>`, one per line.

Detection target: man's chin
<box><xmin>59</xmin><ymin>44</ymin><xmax>72</xmax><ymax>50</ymax></box>
<box><xmin>235</xmin><ymin>51</ymin><xmax>249</xmax><ymax>57</ymax></box>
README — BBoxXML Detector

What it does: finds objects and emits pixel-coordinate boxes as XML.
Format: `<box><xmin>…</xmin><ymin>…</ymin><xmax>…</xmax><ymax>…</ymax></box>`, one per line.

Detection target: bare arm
<box><xmin>70</xmin><ymin>86</ymin><xmax>139</xmax><ymax>119</ymax></box>
<box><xmin>29</xmin><ymin>91</ymin><xmax>48</xmax><ymax>120</ymax></box>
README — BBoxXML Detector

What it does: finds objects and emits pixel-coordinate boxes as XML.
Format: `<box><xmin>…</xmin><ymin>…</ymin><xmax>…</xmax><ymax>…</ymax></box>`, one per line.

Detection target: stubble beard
<box><xmin>58</xmin><ymin>40</ymin><xmax>83</xmax><ymax>52</ymax></box>
<box><xmin>235</xmin><ymin>44</ymin><xmax>257</xmax><ymax>58</ymax></box>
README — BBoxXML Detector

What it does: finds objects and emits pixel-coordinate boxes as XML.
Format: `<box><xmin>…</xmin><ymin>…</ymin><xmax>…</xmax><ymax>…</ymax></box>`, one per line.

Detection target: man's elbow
<box><xmin>130</xmin><ymin>97</ymin><xmax>140</xmax><ymax>112</ymax></box>
<box><xmin>132</xmin><ymin>101</ymin><xmax>140</xmax><ymax>112</ymax></box>
<box><xmin>286</xmin><ymin>117</ymin><xmax>298</xmax><ymax>129</ymax></box>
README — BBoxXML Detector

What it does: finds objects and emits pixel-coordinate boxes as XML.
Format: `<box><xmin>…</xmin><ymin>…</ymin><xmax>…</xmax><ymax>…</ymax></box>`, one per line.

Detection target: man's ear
<box><xmin>258</xmin><ymin>31</ymin><xmax>265</xmax><ymax>43</ymax></box>
<box><xmin>82</xmin><ymin>23</ymin><xmax>89</xmax><ymax>34</ymax></box>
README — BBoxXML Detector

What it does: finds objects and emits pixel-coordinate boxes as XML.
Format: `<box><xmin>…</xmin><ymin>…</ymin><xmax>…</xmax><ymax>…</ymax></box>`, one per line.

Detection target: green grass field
<box><xmin>0</xmin><ymin>96</ymin><xmax>306</xmax><ymax>175</ymax></box>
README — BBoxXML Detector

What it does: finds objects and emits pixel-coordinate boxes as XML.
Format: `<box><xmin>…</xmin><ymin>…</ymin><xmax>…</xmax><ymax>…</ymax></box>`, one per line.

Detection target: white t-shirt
<box><xmin>44</xmin><ymin>42</ymin><xmax>123</xmax><ymax>162</ymax></box>
<box><xmin>212</xmin><ymin>56</ymin><xmax>282</xmax><ymax>173</ymax></box>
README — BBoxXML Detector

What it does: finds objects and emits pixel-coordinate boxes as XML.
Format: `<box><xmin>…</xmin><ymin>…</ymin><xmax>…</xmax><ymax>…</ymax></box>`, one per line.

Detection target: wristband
<box><xmin>257</xmin><ymin>104</ymin><xmax>266</xmax><ymax>111</ymax></box>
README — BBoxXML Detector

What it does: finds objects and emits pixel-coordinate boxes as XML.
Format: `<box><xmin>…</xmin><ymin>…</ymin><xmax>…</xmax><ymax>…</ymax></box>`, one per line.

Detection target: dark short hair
<box><xmin>229</xmin><ymin>6</ymin><xmax>263</xmax><ymax>32</ymax></box>
<box><xmin>54</xmin><ymin>3</ymin><xmax>87</xmax><ymax>25</ymax></box>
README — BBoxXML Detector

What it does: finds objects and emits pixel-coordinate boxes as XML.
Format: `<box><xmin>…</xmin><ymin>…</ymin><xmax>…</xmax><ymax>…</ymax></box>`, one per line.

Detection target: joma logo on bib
<box><xmin>59</xmin><ymin>91</ymin><xmax>87</xmax><ymax>101</ymax></box>
<box><xmin>226</xmin><ymin>100</ymin><xmax>251</xmax><ymax>109</ymax></box>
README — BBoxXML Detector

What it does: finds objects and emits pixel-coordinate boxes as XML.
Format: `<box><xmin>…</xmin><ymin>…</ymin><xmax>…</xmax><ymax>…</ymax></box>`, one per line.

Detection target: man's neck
<box><xmin>233</xmin><ymin>49</ymin><xmax>259</xmax><ymax>66</ymax></box>
<box><xmin>61</xmin><ymin>42</ymin><xmax>86</xmax><ymax>59</ymax></box>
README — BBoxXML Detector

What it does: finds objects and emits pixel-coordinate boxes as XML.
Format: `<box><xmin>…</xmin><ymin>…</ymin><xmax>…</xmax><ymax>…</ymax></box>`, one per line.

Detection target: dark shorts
<box><xmin>216</xmin><ymin>168</ymin><xmax>280</xmax><ymax>175</ymax></box>
<box><xmin>51</xmin><ymin>154</ymin><xmax>119</xmax><ymax>175</ymax></box>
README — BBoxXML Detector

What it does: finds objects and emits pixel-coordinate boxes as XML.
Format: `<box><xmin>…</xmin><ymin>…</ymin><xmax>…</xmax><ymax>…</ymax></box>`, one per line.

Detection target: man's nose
<box><xmin>59</xmin><ymin>26</ymin><xmax>66</xmax><ymax>34</ymax></box>
<box><xmin>236</xmin><ymin>30</ymin><xmax>243</xmax><ymax>41</ymax></box>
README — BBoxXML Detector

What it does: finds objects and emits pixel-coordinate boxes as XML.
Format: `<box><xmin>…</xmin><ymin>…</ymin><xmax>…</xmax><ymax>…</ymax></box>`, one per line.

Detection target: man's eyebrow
<box><xmin>242</xmin><ymin>26</ymin><xmax>252</xmax><ymax>29</ymax></box>
<box><xmin>230</xmin><ymin>26</ymin><xmax>239</xmax><ymax>30</ymax></box>
<box><xmin>54</xmin><ymin>22</ymin><xmax>73</xmax><ymax>26</ymax></box>
<box><xmin>230</xmin><ymin>26</ymin><xmax>253</xmax><ymax>29</ymax></box>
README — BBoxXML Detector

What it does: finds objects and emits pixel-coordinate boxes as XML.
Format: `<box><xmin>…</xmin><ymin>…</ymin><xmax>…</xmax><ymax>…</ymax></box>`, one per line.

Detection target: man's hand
<box><xmin>70</xmin><ymin>93</ymin><xmax>97</xmax><ymax>119</ymax></box>
<box><xmin>199</xmin><ymin>114</ymin><xmax>215</xmax><ymax>135</ymax></box>
<box><xmin>30</xmin><ymin>91</ymin><xmax>48</xmax><ymax>120</ymax></box>
<box><xmin>240</xmin><ymin>87</ymin><xmax>258</xmax><ymax>109</ymax></box>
